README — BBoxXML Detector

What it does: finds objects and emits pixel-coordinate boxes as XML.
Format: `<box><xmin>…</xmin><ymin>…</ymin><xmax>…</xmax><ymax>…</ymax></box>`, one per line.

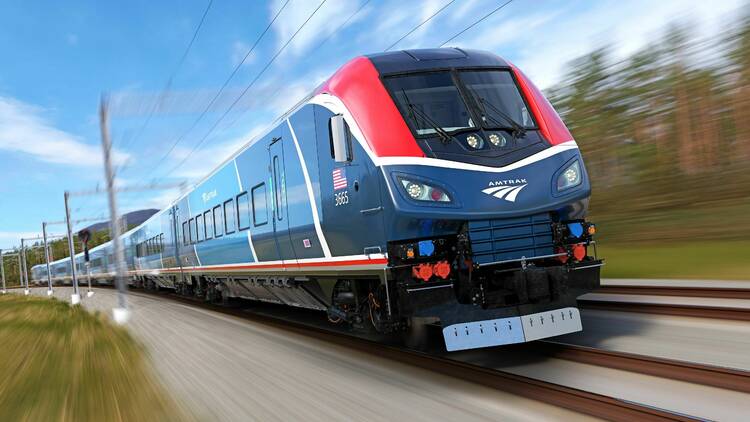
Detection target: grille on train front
<box><xmin>467</xmin><ymin>213</ymin><xmax>554</xmax><ymax>265</ymax></box>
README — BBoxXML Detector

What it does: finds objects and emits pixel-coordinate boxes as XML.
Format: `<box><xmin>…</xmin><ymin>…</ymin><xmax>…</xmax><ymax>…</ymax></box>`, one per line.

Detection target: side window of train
<box><xmin>189</xmin><ymin>218</ymin><xmax>196</xmax><ymax>244</ymax></box>
<box><xmin>224</xmin><ymin>199</ymin><xmax>236</xmax><ymax>234</ymax></box>
<box><xmin>182</xmin><ymin>222</ymin><xmax>188</xmax><ymax>246</ymax></box>
<box><xmin>213</xmin><ymin>205</ymin><xmax>223</xmax><ymax>237</ymax></box>
<box><xmin>204</xmin><ymin>210</ymin><xmax>213</xmax><ymax>240</ymax></box>
<box><xmin>329</xmin><ymin>114</ymin><xmax>353</xmax><ymax>163</ymax></box>
<box><xmin>196</xmin><ymin>214</ymin><xmax>204</xmax><ymax>242</ymax></box>
<box><xmin>251</xmin><ymin>183</ymin><xmax>268</xmax><ymax>226</ymax></box>
<box><xmin>237</xmin><ymin>192</ymin><xmax>250</xmax><ymax>231</ymax></box>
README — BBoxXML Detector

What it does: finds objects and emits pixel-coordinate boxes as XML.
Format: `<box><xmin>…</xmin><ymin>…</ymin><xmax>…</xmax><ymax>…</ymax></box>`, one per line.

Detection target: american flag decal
<box><xmin>332</xmin><ymin>168</ymin><xmax>347</xmax><ymax>190</ymax></box>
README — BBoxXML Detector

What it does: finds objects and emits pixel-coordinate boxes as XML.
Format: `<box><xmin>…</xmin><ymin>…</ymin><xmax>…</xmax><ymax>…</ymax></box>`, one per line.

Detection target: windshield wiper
<box><xmin>400</xmin><ymin>89</ymin><xmax>453</xmax><ymax>144</ymax></box>
<box><xmin>463</xmin><ymin>84</ymin><xmax>526</xmax><ymax>139</ymax></box>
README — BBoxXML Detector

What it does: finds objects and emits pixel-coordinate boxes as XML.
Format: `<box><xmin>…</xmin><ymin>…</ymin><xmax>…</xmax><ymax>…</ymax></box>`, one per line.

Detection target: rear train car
<box><xmin>32</xmin><ymin>48</ymin><xmax>602</xmax><ymax>351</ymax></box>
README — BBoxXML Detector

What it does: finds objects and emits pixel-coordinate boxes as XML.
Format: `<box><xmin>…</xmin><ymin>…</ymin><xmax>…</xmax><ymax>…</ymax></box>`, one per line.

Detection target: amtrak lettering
<box><xmin>482</xmin><ymin>179</ymin><xmax>528</xmax><ymax>203</ymax></box>
<box><xmin>202</xmin><ymin>189</ymin><xmax>217</xmax><ymax>203</ymax></box>
<box><xmin>487</xmin><ymin>178</ymin><xmax>527</xmax><ymax>186</ymax></box>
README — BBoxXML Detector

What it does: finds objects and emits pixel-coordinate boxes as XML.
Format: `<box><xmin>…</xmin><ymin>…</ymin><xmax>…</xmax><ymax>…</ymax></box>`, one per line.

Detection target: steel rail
<box><xmin>536</xmin><ymin>341</ymin><xmax>750</xmax><ymax>394</ymax></box>
<box><xmin>597</xmin><ymin>285</ymin><xmax>750</xmax><ymax>300</ymax></box>
<box><xmin>579</xmin><ymin>300</ymin><xmax>750</xmax><ymax>321</ymax></box>
<box><xmin>121</xmin><ymin>288</ymin><xmax>695</xmax><ymax>422</ymax></box>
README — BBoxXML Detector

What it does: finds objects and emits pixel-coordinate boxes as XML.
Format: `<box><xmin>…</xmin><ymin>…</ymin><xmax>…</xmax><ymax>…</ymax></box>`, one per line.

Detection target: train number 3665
<box><xmin>335</xmin><ymin>191</ymin><xmax>349</xmax><ymax>206</ymax></box>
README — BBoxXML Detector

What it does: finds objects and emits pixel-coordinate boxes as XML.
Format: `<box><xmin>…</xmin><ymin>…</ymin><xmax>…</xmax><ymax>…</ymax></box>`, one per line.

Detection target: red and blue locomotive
<box><xmin>34</xmin><ymin>48</ymin><xmax>601</xmax><ymax>351</ymax></box>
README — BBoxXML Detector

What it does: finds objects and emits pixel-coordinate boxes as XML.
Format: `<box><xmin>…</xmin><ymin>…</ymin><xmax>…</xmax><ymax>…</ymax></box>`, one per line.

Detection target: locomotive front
<box><xmin>338</xmin><ymin>49</ymin><xmax>602</xmax><ymax>351</ymax></box>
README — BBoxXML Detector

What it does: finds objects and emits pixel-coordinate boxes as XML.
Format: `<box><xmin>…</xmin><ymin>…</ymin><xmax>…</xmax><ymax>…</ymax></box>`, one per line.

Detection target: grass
<box><xmin>597</xmin><ymin>240</ymin><xmax>750</xmax><ymax>280</ymax></box>
<box><xmin>0</xmin><ymin>295</ymin><xmax>182</xmax><ymax>421</ymax></box>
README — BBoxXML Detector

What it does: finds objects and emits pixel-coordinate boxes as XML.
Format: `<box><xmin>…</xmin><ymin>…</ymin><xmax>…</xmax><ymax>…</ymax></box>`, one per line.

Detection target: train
<box><xmin>32</xmin><ymin>48</ymin><xmax>602</xmax><ymax>352</ymax></box>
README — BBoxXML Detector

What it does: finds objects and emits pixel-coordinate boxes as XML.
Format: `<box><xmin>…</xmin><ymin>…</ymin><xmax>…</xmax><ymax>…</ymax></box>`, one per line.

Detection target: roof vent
<box><xmin>404</xmin><ymin>48</ymin><xmax>467</xmax><ymax>61</ymax></box>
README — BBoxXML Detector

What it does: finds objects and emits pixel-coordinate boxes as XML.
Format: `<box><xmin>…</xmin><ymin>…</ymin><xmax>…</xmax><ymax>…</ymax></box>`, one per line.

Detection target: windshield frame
<box><xmin>381</xmin><ymin>66</ymin><xmax>540</xmax><ymax>139</ymax></box>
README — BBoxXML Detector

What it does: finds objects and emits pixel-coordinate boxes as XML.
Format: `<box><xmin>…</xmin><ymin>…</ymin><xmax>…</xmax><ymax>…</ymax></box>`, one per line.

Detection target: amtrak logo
<box><xmin>482</xmin><ymin>178</ymin><xmax>528</xmax><ymax>202</ymax></box>
<box><xmin>202</xmin><ymin>189</ymin><xmax>217</xmax><ymax>203</ymax></box>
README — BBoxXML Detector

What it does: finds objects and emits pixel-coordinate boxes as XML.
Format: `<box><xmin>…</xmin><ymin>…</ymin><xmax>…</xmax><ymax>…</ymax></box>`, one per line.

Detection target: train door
<box><xmin>268</xmin><ymin>135</ymin><xmax>296</xmax><ymax>262</ymax></box>
<box><xmin>170</xmin><ymin>205</ymin><xmax>184</xmax><ymax>286</ymax></box>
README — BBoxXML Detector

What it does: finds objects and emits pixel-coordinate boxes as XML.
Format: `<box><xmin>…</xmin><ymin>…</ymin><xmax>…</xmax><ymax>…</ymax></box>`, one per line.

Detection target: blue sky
<box><xmin>0</xmin><ymin>0</ymin><xmax>743</xmax><ymax>248</ymax></box>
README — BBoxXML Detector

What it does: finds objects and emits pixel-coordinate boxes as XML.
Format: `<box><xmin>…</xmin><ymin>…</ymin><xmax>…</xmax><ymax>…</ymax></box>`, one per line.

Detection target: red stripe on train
<box><xmin>156</xmin><ymin>257</ymin><xmax>389</xmax><ymax>273</ymax></box>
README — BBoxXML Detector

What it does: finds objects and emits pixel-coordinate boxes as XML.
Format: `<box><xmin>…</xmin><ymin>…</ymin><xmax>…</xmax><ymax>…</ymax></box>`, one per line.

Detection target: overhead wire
<box><xmin>223</xmin><ymin>0</ymin><xmax>371</xmax><ymax>130</ymax></box>
<box><xmin>438</xmin><ymin>0</ymin><xmax>514</xmax><ymax>47</ymax></box>
<box><xmin>161</xmin><ymin>0</ymin><xmax>328</xmax><ymax>179</ymax></box>
<box><xmin>116</xmin><ymin>0</ymin><xmax>214</xmax><ymax>154</ymax></box>
<box><xmin>137</xmin><ymin>0</ymin><xmax>292</xmax><ymax>182</ymax></box>
<box><xmin>384</xmin><ymin>0</ymin><xmax>456</xmax><ymax>51</ymax></box>
<box><xmin>312</xmin><ymin>0</ymin><xmax>371</xmax><ymax>52</ymax></box>
<box><xmin>140</xmin><ymin>0</ymin><xmax>513</xmax><ymax>187</ymax></box>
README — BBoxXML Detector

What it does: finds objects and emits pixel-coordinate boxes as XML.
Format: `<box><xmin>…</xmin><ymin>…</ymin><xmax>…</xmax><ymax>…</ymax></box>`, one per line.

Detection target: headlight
<box><xmin>400</xmin><ymin>178</ymin><xmax>450</xmax><ymax>202</ymax></box>
<box><xmin>466</xmin><ymin>135</ymin><xmax>483</xmax><ymax>149</ymax></box>
<box><xmin>557</xmin><ymin>160</ymin><xmax>582</xmax><ymax>191</ymax></box>
<box><xmin>488</xmin><ymin>133</ymin><xmax>506</xmax><ymax>147</ymax></box>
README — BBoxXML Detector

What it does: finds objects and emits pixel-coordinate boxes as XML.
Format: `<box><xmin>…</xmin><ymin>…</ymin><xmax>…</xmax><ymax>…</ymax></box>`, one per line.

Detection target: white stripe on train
<box><xmin>308</xmin><ymin>93</ymin><xmax>579</xmax><ymax>173</ymax></box>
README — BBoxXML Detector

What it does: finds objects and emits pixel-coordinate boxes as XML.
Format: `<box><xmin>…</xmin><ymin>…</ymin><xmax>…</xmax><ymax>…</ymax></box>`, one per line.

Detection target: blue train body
<box><xmin>33</xmin><ymin>49</ymin><xmax>602</xmax><ymax>351</ymax></box>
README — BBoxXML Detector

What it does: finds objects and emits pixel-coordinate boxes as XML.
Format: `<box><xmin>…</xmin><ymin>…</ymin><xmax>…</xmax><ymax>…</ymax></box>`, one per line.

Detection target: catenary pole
<box><xmin>17</xmin><ymin>253</ymin><xmax>23</xmax><ymax>292</ymax></box>
<box><xmin>0</xmin><ymin>249</ymin><xmax>6</xmax><ymax>294</ymax></box>
<box><xmin>64</xmin><ymin>191</ymin><xmax>81</xmax><ymax>304</ymax></box>
<box><xmin>20</xmin><ymin>239</ymin><xmax>29</xmax><ymax>294</ymax></box>
<box><xmin>42</xmin><ymin>222</ymin><xmax>53</xmax><ymax>295</ymax></box>
<box><xmin>100</xmin><ymin>97</ymin><xmax>129</xmax><ymax>324</ymax></box>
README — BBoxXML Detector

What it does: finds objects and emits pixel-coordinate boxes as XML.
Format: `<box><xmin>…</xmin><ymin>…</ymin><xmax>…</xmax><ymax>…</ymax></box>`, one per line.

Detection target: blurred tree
<box><xmin>547</xmin><ymin>10</ymin><xmax>750</xmax><ymax>243</ymax></box>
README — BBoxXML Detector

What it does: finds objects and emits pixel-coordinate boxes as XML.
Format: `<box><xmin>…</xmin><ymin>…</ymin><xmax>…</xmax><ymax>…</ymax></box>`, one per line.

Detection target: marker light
<box><xmin>466</xmin><ymin>135</ymin><xmax>482</xmax><ymax>149</ymax></box>
<box><xmin>489</xmin><ymin>133</ymin><xmax>506</xmax><ymax>147</ymax></box>
<box><xmin>400</xmin><ymin>179</ymin><xmax>451</xmax><ymax>202</ymax></box>
<box><xmin>557</xmin><ymin>160</ymin><xmax>582</xmax><ymax>191</ymax></box>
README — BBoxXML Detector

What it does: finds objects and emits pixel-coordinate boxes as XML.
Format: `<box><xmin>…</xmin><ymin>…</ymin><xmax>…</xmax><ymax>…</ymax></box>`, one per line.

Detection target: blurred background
<box><xmin>546</xmin><ymin>9</ymin><xmax>750</xmax><ymax>279</ymax></box>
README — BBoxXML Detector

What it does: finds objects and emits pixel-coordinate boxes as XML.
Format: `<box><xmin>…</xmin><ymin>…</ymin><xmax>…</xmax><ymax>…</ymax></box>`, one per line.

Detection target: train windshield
<box><xmin>457</xmin><ymin>70</ymin><xmax>536</xmax><ymax>130</ymax></box>
<box><xmin>384</xmin><ymin>69</ymin><xmax>535</xmax><ymax>138</ymax></box>
<box><xmin>384</xmin><ymin>72</ymin><xmax>476</xmax><ymax>136</ymax></box>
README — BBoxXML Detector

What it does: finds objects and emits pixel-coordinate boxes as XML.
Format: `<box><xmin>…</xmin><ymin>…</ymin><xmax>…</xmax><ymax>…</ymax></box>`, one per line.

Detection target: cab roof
<box><xmin>365</xmin><ymin>48</ymin><xmax>509</xmax><ymax>76</ymax></box>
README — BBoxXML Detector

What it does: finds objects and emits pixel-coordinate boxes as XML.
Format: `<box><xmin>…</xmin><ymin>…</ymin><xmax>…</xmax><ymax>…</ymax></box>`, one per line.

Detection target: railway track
<box><xmin>579</xmin><ymin>299</ymin><xmax>750</xmax><ymax>321</ymax></box>
<box><xmin>597</xmin><ymin>285</ymin><xmax>750</xmax><ymax>300</ymax></box>
<box><xmin>130</xmin><ymin>289</ymin><xmax>700</xmax><ymax>421</ymax></box>
<box><xmin>535</xmin><ymin>341</ymin><xmax>750</xmax><ymax>394</ymax></box>
<box><xmin>579</xmin><ymin>283</ymin><xmax>750</xmax><ymax>321</ymax></box>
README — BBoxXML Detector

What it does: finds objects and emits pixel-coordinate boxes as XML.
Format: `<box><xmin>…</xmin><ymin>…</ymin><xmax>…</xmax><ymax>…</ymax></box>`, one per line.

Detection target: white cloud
<box><xmin>0</xmin><ymin>96</ymin><xmax>129</xmax><ymax>167</ymax></box>
<box><xmin>451</xmin><ymin>0</ymin><xmax>745</xmax><ymax>89</ymax></box>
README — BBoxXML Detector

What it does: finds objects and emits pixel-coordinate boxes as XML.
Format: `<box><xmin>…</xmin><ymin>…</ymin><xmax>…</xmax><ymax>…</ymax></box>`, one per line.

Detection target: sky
<box><xmin>0</xmin><ymin>0</ymin><xmax>745</xmax><ymax>249</ymax></box>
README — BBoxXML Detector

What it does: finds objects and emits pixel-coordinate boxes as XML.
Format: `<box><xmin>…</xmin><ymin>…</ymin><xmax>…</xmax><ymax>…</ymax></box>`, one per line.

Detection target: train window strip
<box><xmin>213</xmin><ymin>205</ymin><xmax>224</xmax><ymax>237</ymax></box>
<box><xmin>251</xmin><ymin>183</ymin><xmax>268</xmax><ymax>226</ymax></box>
<box><xmin>224</xmin><ymin>199</ymin><xmax>236</xmax><ymax>234</ymax></box>
<box><xmin>237</xmin><ymin>192</ymin><xmax>250</xmax><ymax>231</ymax></box>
